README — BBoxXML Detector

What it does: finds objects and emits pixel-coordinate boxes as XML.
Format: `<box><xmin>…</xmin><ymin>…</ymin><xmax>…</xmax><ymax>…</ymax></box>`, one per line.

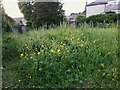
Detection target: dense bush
<box><xmin>77</xmin><ymin>13</ymin><xmax>119</xmax><ymax>27</ymax></box>
<box><xmin>2</xmin><ymin>35</ymin><xmax>20</xmax><ymax>62</ymax></box>
<box><xmin>87</xmin><ymin>13</ymin><xmax>117</xmax><ymax>23</ymax></box>
<box><xmin>77</xmin><ymin>14</ymin><xmax>86</xmax><ymax>23</ymax></box>
<box><xmin>2</xmin><ymin>14</ymin><xmax>16</xmax><ymax>33</ymax></box>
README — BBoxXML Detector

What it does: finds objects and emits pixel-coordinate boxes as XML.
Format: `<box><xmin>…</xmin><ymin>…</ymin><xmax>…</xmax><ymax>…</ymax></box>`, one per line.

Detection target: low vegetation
<box><xmin>2</xmin><ymin>25</ymin><xmax>119</xmax><ymax>88</ymax></box>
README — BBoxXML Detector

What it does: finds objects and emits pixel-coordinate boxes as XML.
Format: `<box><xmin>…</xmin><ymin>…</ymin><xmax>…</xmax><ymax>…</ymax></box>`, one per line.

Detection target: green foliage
<box><xmin>2</xmin><ymin>34</ymin><xmax>20</xmax><ymax>62</ymax></box>
<box><xmin>18</xmin><ymin>0</ymin><xmax>65</xmax><ymax>29</ymax></box>
<box><xmin>85</xmin><ymin>13</ymin><xmax>118</xmax><ymax>26</ymax></box>
<box><xmin>3</xmin><ymin>25</ymin><xmax>119</xmax><ymax>88</ymax></box>
<box><xmin>77</xmin><ymin>13</ymin><xmax>119</xmax><ymax>27</ymax></box>
<box><xmin>2</xmin><ymin>8</ymin><xmax>16</xmax><ymax>33</ymax></box>
<box><xmin>77</xmin><ymin>14</ymin><xmax>86</xmax><ymax>23</ymax></box>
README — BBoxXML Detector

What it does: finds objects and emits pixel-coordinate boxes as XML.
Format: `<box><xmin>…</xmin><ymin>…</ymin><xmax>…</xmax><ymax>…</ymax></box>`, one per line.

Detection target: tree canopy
<box><xmin>18</xmin><ymin>0</ymin><xmax>65</xmax><ymax>29</ymax></box>
<box><xmin>1</xmin><ymin>5</ymin><xmax>16</xmax><ymax>32</ymax></box>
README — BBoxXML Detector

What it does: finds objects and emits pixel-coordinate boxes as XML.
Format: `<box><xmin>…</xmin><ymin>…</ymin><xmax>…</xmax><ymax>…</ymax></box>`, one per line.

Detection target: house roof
<box><xmin>86</xmin><ymin>2</ymin><xmax>108</xmax><ymax>6</ymax></box>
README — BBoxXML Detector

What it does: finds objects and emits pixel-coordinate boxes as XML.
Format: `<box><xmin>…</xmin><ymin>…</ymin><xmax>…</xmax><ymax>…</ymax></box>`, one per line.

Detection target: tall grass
<box><xmin>2</xmin><ymin>25</ymin><xmax>119</xmax><ymax>88</ymax></box>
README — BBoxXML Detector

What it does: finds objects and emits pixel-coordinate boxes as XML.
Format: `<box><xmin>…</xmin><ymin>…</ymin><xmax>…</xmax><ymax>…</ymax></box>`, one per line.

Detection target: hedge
<box><xmin>77</xmin><ymin>13</ymin><xmax>119</xmax><ymax>26</ymax></box>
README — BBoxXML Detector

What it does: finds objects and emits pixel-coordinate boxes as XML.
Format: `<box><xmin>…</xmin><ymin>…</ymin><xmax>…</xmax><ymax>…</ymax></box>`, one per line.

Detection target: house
<box><xmin>86</xmin><ymin>0</ymin><xmax>120</xmax><ymax>17</ymax></box>
<box><xmin>13</xmin><ymin>17</ymin><xmax>27</xmax><ymax>26</ymax></box>
<box><xmin>66</xmin><ymin>13</ymin><xmax>78</xmax><ymax>24</ymax></box>
<box><xmin>106</xmin><ymin>0</ymin><xmax>120</xmax><ymax>14</ymax></box>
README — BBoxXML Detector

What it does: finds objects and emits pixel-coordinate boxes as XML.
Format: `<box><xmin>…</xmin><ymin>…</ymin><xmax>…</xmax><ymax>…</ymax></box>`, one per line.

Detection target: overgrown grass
<box><xmin>2</xmin><ymin>26</ymin><xmax>119</xmax><ymax>88</ymax></box>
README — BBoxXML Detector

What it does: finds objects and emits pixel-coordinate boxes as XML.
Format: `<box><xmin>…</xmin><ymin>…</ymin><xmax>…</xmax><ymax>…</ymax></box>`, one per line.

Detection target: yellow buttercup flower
<box><xmin>20</xmin><ymin>53</ymin><xmax>24</xmax><ymax>57</ymax></box>
<box><xmin>38</xmin><ymin>52</ymin><xmax>40</xmax><ymax>55</ymax></box>
<box><xmin>50</xmin><ymin>49</ymin><xmax>54</xmax><ymax>53</ymax></box>
<box><xmin>18</xmin><ymin>80</ymin><xmax>21</xmax><ymax>82</ymax></box>
<box><xmin>57</xmin><ymin>49</ymin><xmax>60</xmax><ymax>53</ymax></box>
<box><xmin>100</xmin><ymin>63</ymin><xmax>104</xmax><ymax>69</ymax></box>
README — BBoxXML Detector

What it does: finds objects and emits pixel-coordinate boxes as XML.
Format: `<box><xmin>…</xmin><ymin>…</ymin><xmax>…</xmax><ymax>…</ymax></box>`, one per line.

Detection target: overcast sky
<box><xmin>2</xmin><ymin>0</ymin><xmax>95</xmax><ymax>18</ymax></box>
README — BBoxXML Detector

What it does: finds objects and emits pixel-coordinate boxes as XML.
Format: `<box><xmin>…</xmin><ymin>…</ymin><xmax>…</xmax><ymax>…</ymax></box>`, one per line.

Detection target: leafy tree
<box><xmin>18</xmin><ymin>0</ymin><xmax>65</xmax><ymax>29</ymax></box>
<box><xmin>77</xmin><ymin>14</ymin><xmax>86</xmax><ymax>24</ymax></box>
<box><xmin>18</xmin><ymin>0</ymin><xmax>34</xmax><ymax>28</ymax></box>
<box><xmin>1</xmin><ymin>5</ymin><xmax>16</xmax><ymax>32</ymax></box>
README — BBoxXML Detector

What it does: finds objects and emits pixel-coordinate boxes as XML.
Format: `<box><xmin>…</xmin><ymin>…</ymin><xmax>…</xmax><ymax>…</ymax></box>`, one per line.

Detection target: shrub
<box><xmin>2</xmin><ymin>34</ymin><xmax>20</xmax><ymax>62</ymax></box>
<box><xmin>77</xmin><ymin>14</ymin><xmax>86</xmax><ymax>23</ymax></box>
<box><xmin>77</xmin><ymin>13</ymin><xmax>118</xmax><ymax>27</ymax></box>
<box><xmin>85</xmin><ymin>13</ymin><xmax>117</xmax><ymax>26</ymax></box>
<box><xmin>2</xmin><ymin>14</ymin><xmax>16</xmax><ymax>33</ymax></box>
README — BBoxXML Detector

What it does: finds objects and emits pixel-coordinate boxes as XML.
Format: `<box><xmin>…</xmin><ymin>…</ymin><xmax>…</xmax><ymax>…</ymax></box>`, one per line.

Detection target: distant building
<box><xmin>66</xmin><ymin>13</ymin><xmax>78</xmax><ymax>24</ymax></box>
<box><xmin>106</xmin><ymin>0</ymin><xmax>120</xmax><ymax>14</ymax></box>
<box><xmin>13</xmin><ymin>17</ymin><xmax>27</xmax><ymax>26</ymax></box>
<box><xmin>13</xmin><ymin>17</ymin><xmax>27</xmax><ymax>33</ymax></box>
<box><xmin>86</xmin><ymin>0</ymin><xmax>120</xmax><ymax>17</ymax></box>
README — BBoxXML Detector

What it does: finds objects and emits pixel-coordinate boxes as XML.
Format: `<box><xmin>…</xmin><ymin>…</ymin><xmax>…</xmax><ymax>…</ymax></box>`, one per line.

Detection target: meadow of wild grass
<box><xmin>2</xmin><ymin>25</ymin><xmax>119</xmax><ymax>88</ymax></box>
